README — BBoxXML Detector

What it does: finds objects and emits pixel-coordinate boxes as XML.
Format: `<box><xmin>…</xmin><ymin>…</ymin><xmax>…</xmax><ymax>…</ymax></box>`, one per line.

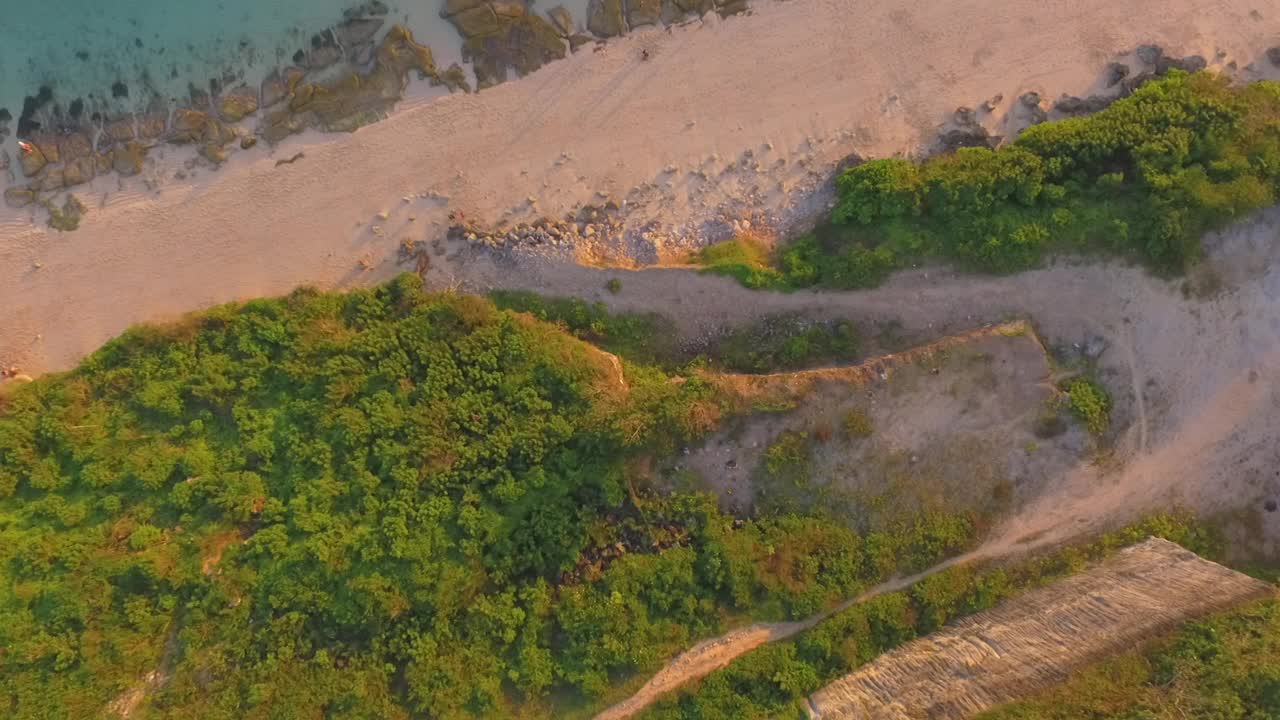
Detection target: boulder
<box><xmin>3</xmin><ymin>187</ymin><xmax>35</xmax><ymax>208</ymax></box>
<box><xmin>1135</xmin><ymin>43</ymin><xmax>1162</xmax><ymax>66</ymax></box>
<box><xmin>464</xmin><ymin>14</ymin><xmax>566</xmax><ymax>88</ymax></box>
<box><xmin>1157</xmin><ymin>54</ymin><xmax>1206</xmax><ymax>74</ymax></box>
<box><xmin>377</xmin><ymin>25</ymin><xmax>437</xmax><ymax>78</ymax></box>
<box><xmin>217</xmin><ymin>86</ymin><xmax>260</xmax><ymax>122</ymax></box>
<box><xmin>104</xmin><ymin>116</ymin><xmax>136</xmax><ymax>143</ymax></box>
<box><xmin>95</xmin><ymin>152</ymin><xmax>113</xmax><ymax>174</ymax></box>
<box><xmin>568</xmin><ymin>33</ymin><xmax>594</xmax><ymax>53</ymax></box>
<box><xmin>1269</xmin><ymin>47</ymin><xmax>1280</xmax><ymax>67</ymax></box>
<box><xmin>31</xmin><ymin>167</ymin><xmax>64</xmax><ymax>192</ymax></box>
<box><xmin>138</xmin><ymin>111</ymin><xmax>167</xmax><ymax>139</ymax></box>
<box><xmin>1103</xmin><ymin>62</ymin><xmax>1129</xmax><ymax>88</ymax></box>
<box><xmin>447</xmin><ymin>4</ymin><xmax>503</xmax><ymax>38</ymax></box>
<box><xmin>587</xmin><ymin>0</ymin><xmax>626</xmax><ymax>37</ymax></box>
<box><xmin>434</xmin><ymin>63</ymin><xmax>472</xmax><ymax>93</ymax></box>
<box><xmin>200</xmin><ymin>143</ymin><xmax>229</xmax><ymax>164</ymax></box>
<box><xmin>170</xmin><ymin>108</ymin><xmax>211</xmax><ymax>143</ymax></box>
<box><xmin>62</xmin><ymin>156</ymin><xmax>96</xmax><ymax>186</ymax></box>
<box><xmin>626</xmin><ymin>0</ymin><xmax>662</xmax><ymax>27</ymax></box>
<box><xmin>1053</xmin><ymin>95</ymin><xmax>1113</xmax><ymax>115</ymax></box>
<box><xmin>59</xmin><ymin>132</ymin><xmax>93</xmax><ymax>161</ymax></box>
<box><xmin>261</xmin><ymin>70</ymin><xmax>288</xmax><ymax>108</ymax></box>
<box><xmin>1120</xmin><ymin>71</ymin><xmax>1156</xmax><ymax>96</ymax></box>
<box><xmin>113</xmin><ymin>141</ymin><xmax>148</xmax><ymax>176</ymax></box>
<box><xmin>18</xmin><ymin>144</ymin><xmax>47</xmax><ymax>177</ymax></box>
<box><xmin>240</xmin><ymin>136</ymin><xmax>258</xmax><ymax>150</ymax></box>
<box><xmin>715</xmin><ymin>0</ymin><xmax>747</xmax><ymax>17</ymax></box>
<box><xmin>547</xmin><ymin>5</ymin><xmax>574</xmax><ymax>36</ymax></box>
<box><xmin>672</xmin><ymin>0</ymin><xmax>712</xmax><ymax>13</ymax></box>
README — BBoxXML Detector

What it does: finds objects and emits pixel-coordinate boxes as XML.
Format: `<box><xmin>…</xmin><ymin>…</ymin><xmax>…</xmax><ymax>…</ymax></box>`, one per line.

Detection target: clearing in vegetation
<box><xmin>697</xmin><ymin>72</ymin><xmax>1280</xmax><ymax>290</ymax></box>
<box><xmin>806</xmin><ymin>538</ymin><xmax>1274</xmax><ymax>719</ymax></box>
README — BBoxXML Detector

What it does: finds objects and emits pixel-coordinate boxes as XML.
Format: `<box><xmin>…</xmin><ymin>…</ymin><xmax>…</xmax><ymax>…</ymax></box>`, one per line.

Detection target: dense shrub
<box><xmin>0</xmin><ymin>276</ymin><xmax>974</xmax><ymax>719</ymax></box>
<box><xmin>702</xmin><ymin>73</ymin><xmax>1280</xmax><ymax>290</ymax></box>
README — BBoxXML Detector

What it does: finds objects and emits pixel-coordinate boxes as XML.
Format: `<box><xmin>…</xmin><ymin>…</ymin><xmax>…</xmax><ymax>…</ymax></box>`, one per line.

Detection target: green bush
<box><xmin>711</xmin><ymin>72</ymin><xmax>1280</xmax><ymax>291</ymax></box>
<box><xmin>1064</xmin><ymin>377</ymin><xmax>1113</xmax><ymax>435</ymax></box>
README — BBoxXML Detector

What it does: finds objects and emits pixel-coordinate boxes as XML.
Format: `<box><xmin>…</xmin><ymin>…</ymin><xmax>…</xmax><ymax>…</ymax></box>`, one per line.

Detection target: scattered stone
<box><xmin>1104</xmin><ymin>62</ymin><xmax>1130</xmax><ymax>87</ymax></box>
<box><xmin>1083</xmin><ymin>335</ymin><xmax>1109</xmax><ymax>360</ymax></box>
<box><xmin>4</xmin><ymin>187</ymin><xmax>35</xmax><ymax>208</ymax></box>
<box><xmin>980</xmin><ymin>94</ymin><xmax>1003</xmax><ymax>112</ymax></box>
<box><xmin>240</xmin><ymin>136</ymin><xmax>258</xmax><ymax>150</ymax></box>
<box><xmin>1017</xmin><ymin>92</ymin><xmax>1049</xmax><ymax>125</ymax></box>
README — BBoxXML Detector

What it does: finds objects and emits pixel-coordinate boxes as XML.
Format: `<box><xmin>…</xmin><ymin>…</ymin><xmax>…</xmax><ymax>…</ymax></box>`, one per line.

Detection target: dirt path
<box><xmin>594</xmin><ymin>558</ymin><xmax>977</xmax><ymax>720</ymax></box>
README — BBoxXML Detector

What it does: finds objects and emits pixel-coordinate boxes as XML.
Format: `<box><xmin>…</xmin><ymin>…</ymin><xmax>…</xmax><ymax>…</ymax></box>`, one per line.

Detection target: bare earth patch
<box><xmin>806</xmin><ymin>538</ymin><xmax>1274</xmax><ymax>719</ymax></box>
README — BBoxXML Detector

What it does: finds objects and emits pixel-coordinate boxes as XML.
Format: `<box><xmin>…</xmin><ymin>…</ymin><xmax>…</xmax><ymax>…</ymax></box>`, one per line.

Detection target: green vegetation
<box><xmin>698</xmin><ymin>72</ymin><xmax>1280</xmax><ymax>290</ymax></box>
<box><xmin>1063</xmin><ymin>376</ymin><xmax>1113</xmax><ymax>436</ymax></box>
<box><xmin>0</xmin><ymin>276</ymin><xmax>980</xmax><ymax>719</ymax></box>
<box><xmin>842</xmin><ymin>408</ymin><xmax>874</xmax><ymax>438</ymax></box>
<box><xmin>710</xmin><ymin>314</ymin><xmax>860</xmax><ymax>373</ymax></box>
<box><xmin>763</xmin><ymin>431</ymin><xmax>814</xmax><ymax>489</ymax></box>
<box><xmin>489</xmin><ymin>289</ymin><xmax>679</xmax><ymax>367</ymax></box>
<box><xmin>695</xmin><ymin>236</ymin><xmax>788</xmax><ymax>290</ymax></box>
<box><xmin>637</xmin><ymin>514</ymin><xmax>1222</xmax><ymax>720</ymax></box>
<box><xmin>980</xmin><ymin>598</ymin><xmax>1280</xmax><ymax>719</ymax></box>
<box><xmin>605</xmin><ymin>277</ymin><xmax>623</xmax><ymax>295</ymax></box>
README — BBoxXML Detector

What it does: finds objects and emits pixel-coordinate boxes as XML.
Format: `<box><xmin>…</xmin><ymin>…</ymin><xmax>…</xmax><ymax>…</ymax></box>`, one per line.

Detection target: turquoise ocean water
<box><xmin>0</xmin><ymin>0</ymin><xmax>590</xmax><ymax>140</ymax></box>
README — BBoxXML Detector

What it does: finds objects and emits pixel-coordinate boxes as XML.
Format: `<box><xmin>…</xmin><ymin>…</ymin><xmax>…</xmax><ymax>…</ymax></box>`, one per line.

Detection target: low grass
<box><xmin>979</xmin><ymin>598</ymin><xmax>1280</xmax><ymax>719</ymax></box>
<box><xmin>695</xmin><ymin>235</ymin><xmax>789</xmax><ymax>290</ymax></box>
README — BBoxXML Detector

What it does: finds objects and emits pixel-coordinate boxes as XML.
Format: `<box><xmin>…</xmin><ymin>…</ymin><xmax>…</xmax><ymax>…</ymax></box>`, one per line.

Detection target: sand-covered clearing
<box><xmin>3</xmin><ymin>0</ymin><xmax>1279</xmax><ymax>376</ymax></box>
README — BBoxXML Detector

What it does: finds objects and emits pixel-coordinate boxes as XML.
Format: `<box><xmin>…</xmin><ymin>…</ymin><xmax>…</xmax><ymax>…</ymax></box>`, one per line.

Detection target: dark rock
<box><xmin>1158</xmin><ymin>54</ymin><xmax>1206</xmax><ymax>74</ymax></box>
<box><xmin>1266</xmin><ymin>499</ymin><xmax>1278</xmax><ymax>513</ymax></box>
<box><xmin>199</xmin><ymin>143</ymin><xmax>229</xmax><ymax>164</ymax></box>
<box><xmin>627</xmin><ymin>0</ymin><xmax>662</xmax><ymax>27</ymax></box>
<box><xmin>240</xmin><ymin>136</ymin><xmax>258</xmax><ymax>150</ymax></box>
<box><xmin>188</xmin><ymin>82</ymin><xmax>211</xmax><ymax>108</ymax></box>
<box><xmin>939</xmin><ymin>125</ymin><xmax>993</xmax><ymax>151</ymax></box>
<box><xmin>1104</xmin><ymin>62</ymin><xmax>1129</xmax><ymax>87</ymax></box>
<box><xmin>1268</xmin><ymin>47</ymin><xmax>1280</xmax><ymax>67</ymax></box>
<box><xmin>1120</xmin><ymin>71</ymin><xmax>1156</xmax><ymax>96</ymax></box>
<box><xmin>1018</xmin><ymin>91</ymin><xmax>1041</xmax><ymax>108</ymax></box>
<box><xmin>170</xmin><ymin>108</ymin><xmax>213</xmax><ymax>143</ymax></box>
<box><xmin>112</xmin><ymin>81</ymin><xmax>129</xmax><ymax>98</ymax></box>
<box><xmin>1054</xmin><ymin>94</ymin><xmax>1114</xmax><ymax>115</ymax></box>
<box><xmin>1135</xmin><ymin>43</ymin><xmax>1163</xmax><ymax>66</ymax></box>
<box><xmin>587</xmin><ymin>0</ymin><xmax>626</xmax><ymax>37</ymax></box>
<box><xmin>568</xmin><ymin>34</ymin><xmax>594</xmax><ymax>53</ymax></box>
<box><xmin>344</xmin><ymin>0</ymin><xmax>389</xmax><ymax>19</ymax></box>
<box><xmin>0</xmin><ymin>107</ymin><xmax>10</xmax><ymax>123</ymax></box>
<box><xmin>954</xmin><ymin>106</ymin><xmax>976</xmax><ymax>124</ymax></box>
<box><xmin>444</xmin><ymin>1</ymin><xmax>504</xmax><ymax>38</ymax></box>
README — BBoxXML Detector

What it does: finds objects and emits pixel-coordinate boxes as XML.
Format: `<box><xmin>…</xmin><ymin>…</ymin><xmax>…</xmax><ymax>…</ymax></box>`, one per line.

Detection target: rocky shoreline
<box><xmin>1</xmin><ymin>0</ymin><xmax>758</xmax><ymax>226</ymax></box>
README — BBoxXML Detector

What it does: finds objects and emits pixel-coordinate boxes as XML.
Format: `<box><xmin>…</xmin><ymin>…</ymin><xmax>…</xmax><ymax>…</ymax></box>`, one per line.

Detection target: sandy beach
<box><xmin>2</xmin><ymin>0</ymin><xmax>1278</xmax><ymax>376</ymax></box>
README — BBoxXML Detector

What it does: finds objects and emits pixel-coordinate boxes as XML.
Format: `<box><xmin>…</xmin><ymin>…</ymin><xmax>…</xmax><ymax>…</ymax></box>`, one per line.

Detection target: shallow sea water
<box><xmin>0</xmin><ymin>0</ymin><xmax>592</xmax><ymax>132</ymax></box>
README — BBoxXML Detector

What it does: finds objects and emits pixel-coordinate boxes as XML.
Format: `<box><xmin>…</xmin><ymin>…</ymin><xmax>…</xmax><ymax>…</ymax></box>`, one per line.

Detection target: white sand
<box><xmin>2</xmin><ymin>0</ymin><xmax>1278</xmax><ymax>375</ymax></box>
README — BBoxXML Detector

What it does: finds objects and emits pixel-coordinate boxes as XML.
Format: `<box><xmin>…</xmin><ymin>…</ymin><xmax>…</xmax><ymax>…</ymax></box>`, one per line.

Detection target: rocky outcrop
<box><xmin>113</xmin><ymin>141</ymin><xmax>149</xmax><ymax>176</ymax></box>
<box><xmin>627</xmin><ymin>0</ymin><xmax>663</xmax><ymax>28</ymax></box>
<box><xmin>217</xmin><ymin>85</ymin><xmax>260</xmax><ymax>122</ymax></box>
<box><xmin>548</xmin><ymin>5</ymin><xmax>574</xmax><ymax>36</ymax></box>
<box><xmin>443</xmin><ymin>2</ymin><xmax>567</xmax><ymax>88</ymax></box>
<box><xmin>587</xmin><ymin>0</ymin><xmax>627</xmax><ymax>37</ymax></box>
